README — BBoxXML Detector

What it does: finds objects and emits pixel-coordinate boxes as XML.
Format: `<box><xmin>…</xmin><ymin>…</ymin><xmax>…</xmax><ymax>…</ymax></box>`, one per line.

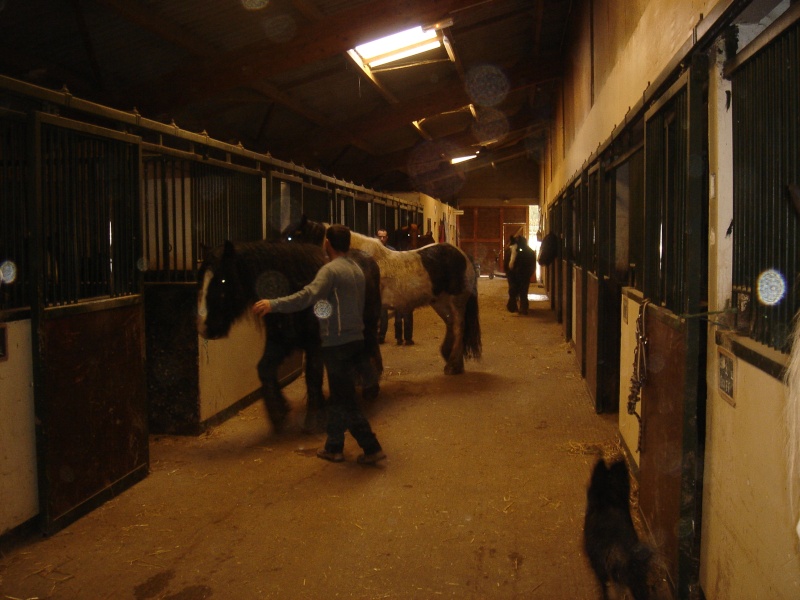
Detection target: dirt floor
<box><xmin>0</xmin><ymin>277</ymin><xmax>624</xmax><ymax>599</ymax></box>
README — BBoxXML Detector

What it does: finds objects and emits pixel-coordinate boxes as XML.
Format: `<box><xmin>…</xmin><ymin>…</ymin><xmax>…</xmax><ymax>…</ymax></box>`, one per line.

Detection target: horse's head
<box><xmin>197</xmin><ymin>240</ymin><xmax>249</xmax><ymax>340</ymax></box>
<box><xmin>281</xmin><ymin>214</ymin><xmax>327</xmax><ymax>246</ymax></box>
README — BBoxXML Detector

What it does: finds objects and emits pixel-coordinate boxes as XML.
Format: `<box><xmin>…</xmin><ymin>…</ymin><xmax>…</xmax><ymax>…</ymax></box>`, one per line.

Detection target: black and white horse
<box><xmin>197</xmin><ymin>239</ymin><xmax>383</xmax><ymax>432</ymax></box>
<box><xmin>282</xmin><ymin>216</ymin><xmax>482</xmax><ymax>375</ymax></box>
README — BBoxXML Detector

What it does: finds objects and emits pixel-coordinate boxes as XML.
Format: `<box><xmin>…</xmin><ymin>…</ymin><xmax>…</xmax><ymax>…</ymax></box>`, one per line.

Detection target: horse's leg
<box><xmin>257</xmin><ymin>340</ymin><xmax>291</xmax><ymax>430</ymax></box>
<box><xmin>302</xmin><ymin>343</ymin><xmax>326</xmax><ymax>433</ymax></box>
<box><xmin>431</xmin><ymin>295</ymin><xmax>465</xmax><ymax>375</ymax></box>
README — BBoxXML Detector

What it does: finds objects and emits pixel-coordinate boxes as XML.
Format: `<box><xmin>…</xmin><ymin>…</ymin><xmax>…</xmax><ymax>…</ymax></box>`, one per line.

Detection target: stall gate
<box><xmin>636</xmin><ymin>54</ymin><xmax>708</xmax><ymax>598</ymax></box>
<box><xmin>143</xmin><ymin>153</ymin><xmax>276</xmax><ymax>434</ymax></box>
<box><xmin>30</xmin><ymin>113</ymin><xmax>148</xmax><ymax>534</ymax></box>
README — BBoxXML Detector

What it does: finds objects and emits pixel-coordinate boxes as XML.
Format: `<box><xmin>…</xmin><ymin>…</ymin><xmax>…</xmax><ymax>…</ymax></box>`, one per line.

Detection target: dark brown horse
<box><xmin>197</xmin><ymin>240</ymin><xmax>383</xmax><ymax>432</ymax></box>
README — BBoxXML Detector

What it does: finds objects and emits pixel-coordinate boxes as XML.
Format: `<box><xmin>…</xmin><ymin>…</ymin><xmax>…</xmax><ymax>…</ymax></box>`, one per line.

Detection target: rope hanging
<box><xmin>627</xmin><ymin>299</ymin><xmax>650</xmax><ymax>453</ymax></box>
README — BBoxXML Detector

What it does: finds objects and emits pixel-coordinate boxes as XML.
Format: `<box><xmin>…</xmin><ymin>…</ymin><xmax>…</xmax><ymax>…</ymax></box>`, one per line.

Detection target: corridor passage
<box><xmin>0</xmin><ymin>278</ymin><xmax>621</xmax><ymax>599</ymax></box>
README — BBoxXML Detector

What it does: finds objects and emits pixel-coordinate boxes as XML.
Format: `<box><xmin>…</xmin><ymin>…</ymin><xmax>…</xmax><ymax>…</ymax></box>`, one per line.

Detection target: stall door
<box><xmin>638</xmin><ymin>55</ymin><xmax>708</xmax><ymax>597</ymax></box>
<box><xmin>31</xmin><ymin>113</ymin><xmax>148</xmax><ymax>534</ymax></box>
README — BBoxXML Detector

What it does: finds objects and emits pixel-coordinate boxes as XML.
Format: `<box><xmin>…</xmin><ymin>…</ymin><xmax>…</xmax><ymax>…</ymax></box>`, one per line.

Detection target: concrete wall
<box><xmin>198</xmin><ymin>317</ymin><xmax>266</xmax><ymax>423</ymax></box>
<box><xmin>0</xmin><ymin>320</ymin><xmax>38</xmax><ymax>535</ymax></box>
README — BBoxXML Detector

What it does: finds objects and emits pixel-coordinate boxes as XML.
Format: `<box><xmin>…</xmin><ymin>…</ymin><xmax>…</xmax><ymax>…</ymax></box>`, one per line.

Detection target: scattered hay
<box><xmin>565</xmin><ymin>438</ymin><xmax>624</xmax><ymax>461</ymax></box>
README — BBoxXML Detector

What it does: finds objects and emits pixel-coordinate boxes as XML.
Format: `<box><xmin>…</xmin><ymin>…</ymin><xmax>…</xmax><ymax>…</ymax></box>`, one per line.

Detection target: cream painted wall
<box><xmin>701</xmin><ymin>354</ymin><xmax>800</xmax><ymax>599</ymax></box>
<box><xmin>0</xmin><ymin>320</ymin><xmax>39</xmax><ymax>534</ymax></box>
<box><xmin>394</xmin><ymin>191</ymin><xmax>459</xmax><ymax>244</ymax></box>
<box><xmin>198</xmin><ymin>317</ymin><xmax>266</xmax><ymax>423</ymax></box>
<box><xmin>545</xmin><ymin>0</ymin><xmax>719</xmax><ymax>203</ymax></box>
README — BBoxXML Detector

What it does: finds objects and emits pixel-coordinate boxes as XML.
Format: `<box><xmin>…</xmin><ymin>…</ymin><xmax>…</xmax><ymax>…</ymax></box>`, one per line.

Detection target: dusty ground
<box><xmin>0</xmin><ymin>277</ymin><xmax>622</xmax><ymax>599</ymax></box>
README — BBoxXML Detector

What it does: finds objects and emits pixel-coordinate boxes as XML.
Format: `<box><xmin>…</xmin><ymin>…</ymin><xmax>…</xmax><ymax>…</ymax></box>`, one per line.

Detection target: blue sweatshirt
<box><xmin>267</xmin><ymin>256</ymin><xmax>365</xmax><ymax>347</ymax></box>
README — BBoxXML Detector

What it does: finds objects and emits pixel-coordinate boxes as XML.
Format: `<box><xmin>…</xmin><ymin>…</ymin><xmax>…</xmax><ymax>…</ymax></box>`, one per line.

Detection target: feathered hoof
<box><xmin>266</xmin><ymin>403</ymin><xmax>290</xmax><ymax>433</ymax></box>
<box><xmin>444</xmin><ymin>363</ymin><xmax>464</xmax><ymax>375</ymax></box>
<box><xmin>302</xmin><ymin>411</ymin><xmax>326</xmax><ymax>434</ymax></box>
<box><xmin>362</xmin><ymin>384</ymin><xmax>380</xmax><ymax>402</ymax></box>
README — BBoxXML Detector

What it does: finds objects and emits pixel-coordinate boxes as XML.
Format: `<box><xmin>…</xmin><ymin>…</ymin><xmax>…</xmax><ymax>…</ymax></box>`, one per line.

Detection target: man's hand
<box><xmin>252</xmin><ymin>299</ymin><xmax>273</xmax><ymax>317</ymax></box>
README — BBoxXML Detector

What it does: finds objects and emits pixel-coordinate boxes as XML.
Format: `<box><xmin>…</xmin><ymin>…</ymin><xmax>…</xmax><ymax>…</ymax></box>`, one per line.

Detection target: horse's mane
<box><xmin>202</xmin><ymin>240</ymin><xmax>326</xmax><ymax>297</ymax></box>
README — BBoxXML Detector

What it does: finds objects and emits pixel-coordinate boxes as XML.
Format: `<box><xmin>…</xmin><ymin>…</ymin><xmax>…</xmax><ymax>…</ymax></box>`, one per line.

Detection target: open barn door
<box><xmin>30</xmin><ymin>113</ymin><xmax>148</xmax><ymax>534</ymax></box>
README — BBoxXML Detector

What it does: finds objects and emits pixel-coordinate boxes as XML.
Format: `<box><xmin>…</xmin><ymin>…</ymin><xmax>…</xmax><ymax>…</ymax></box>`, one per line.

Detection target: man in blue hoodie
<box><xmin>252</xmin><ymin>225</ymin><xmax>386</xmax><ymax>465</ymax></box>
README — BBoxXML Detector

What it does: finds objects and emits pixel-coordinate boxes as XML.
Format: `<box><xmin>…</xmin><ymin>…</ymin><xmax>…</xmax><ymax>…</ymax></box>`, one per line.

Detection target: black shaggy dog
<box><xmin>584</xmin><ymin>458</ymin><xmax>654</xmax><ymax>600</ymax></box>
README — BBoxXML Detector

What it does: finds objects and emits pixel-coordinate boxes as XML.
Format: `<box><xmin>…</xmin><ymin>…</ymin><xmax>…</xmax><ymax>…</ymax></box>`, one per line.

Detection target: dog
<box><xmin>583</xmin><ymin>458</ymin><xmax>653</xmax><ymax>600</ymax></box>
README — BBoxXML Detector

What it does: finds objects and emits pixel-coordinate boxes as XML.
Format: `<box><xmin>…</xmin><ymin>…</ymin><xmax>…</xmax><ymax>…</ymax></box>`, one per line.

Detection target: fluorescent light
<box><xmin>355</xmin><ymin>26</ymin><xmax>441</xmax><ymax>68</ymax></box>
<box><xmin>451</xmin><ymin>154</ymin><xmax>477</xmax><ymax>164</ymax></box>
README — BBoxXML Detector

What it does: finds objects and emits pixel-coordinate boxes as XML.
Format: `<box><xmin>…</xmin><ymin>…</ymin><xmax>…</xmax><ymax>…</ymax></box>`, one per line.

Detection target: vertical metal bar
<box><xmin>61</xmin><ymin>128</ymin><xmax>71</xmax><ymax>303</ymax></box>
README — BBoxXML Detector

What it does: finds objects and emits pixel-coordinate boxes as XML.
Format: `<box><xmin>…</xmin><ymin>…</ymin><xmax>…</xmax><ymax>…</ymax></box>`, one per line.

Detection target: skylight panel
<box><xmin>354</xmin><ymin>26</ymin><xmax>441</xmax><ymax>68</ymax></box>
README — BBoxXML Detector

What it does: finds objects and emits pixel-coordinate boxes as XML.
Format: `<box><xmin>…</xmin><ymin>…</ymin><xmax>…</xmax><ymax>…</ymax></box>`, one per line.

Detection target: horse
<box><xmin>197</xmin><ymin>239</ymin><xmax>383</xmax><ymax>433</ymax></box>
<box><xmin>282</xmin><ymin>215</ymin><xmax>482</xmax><ymax>375</ymax></box>
<box><xmin>392</xmin><ymin>224</ymin><xmax>435</xmax><ymax>250</ymax></box>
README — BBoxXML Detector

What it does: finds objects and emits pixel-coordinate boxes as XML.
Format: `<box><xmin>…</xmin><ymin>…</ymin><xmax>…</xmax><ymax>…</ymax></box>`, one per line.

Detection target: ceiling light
<box><xmin>451</xmin><ymin>154</ymin><xmax>478</xmax><ymax>164</ymax></box>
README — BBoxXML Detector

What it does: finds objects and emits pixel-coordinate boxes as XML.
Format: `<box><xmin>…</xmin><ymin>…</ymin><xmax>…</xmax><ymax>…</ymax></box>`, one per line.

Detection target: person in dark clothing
<box><xmin>253</xmin><ymin>224</ymin><xmax>386</xmax><ymax>465</ymax></box>
<box><xmin>506</xmin><ymin>235</ymin><xmax>537</xmax><ymax>315</ymax></box>
<box><xmin>395</xmin><ymin>309</ymin><xmax>414</xmax><ymax>346</ymax></box>
<box><xmin>503</xmin><ymin>235</ymin><xmax>517</xmax><ymax>312</ymax></box>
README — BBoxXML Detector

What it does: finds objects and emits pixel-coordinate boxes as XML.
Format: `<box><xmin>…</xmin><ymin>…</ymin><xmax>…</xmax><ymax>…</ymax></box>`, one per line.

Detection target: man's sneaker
<box><xmin>357</xmin><ymin>451</ymin><xmax>387</xmax><ymax>465</ymax></box>
<box><xmin>316</xmin><ymin>449</ymin><xmax>345</xmax><ymax>463</ymax></box>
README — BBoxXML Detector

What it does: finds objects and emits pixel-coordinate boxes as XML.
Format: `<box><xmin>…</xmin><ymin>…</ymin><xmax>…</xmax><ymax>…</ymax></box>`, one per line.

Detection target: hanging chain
<box><xmin>627</xmin><ymin>299</ymin><xmax>650</xmax><ymax>453</ymax></box>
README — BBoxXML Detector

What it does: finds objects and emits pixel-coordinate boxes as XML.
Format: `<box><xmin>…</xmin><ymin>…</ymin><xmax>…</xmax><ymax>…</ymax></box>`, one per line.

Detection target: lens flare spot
<box><xmin>314</xmin><ymin>300</ymin><xmax>333</xmax><ymax>319</ymax></box>
<box><xmin>407</xmin><ymin>140</ymin><xmax>466</xmax><ymax>199</ymax></box>
<box><xmin>0</xmin><ymin>260</ymin><xmax>17</xmax><ymax>283</ymax></box>
<box><xmin>757</xmin><ymin>269</ymin><xmax>785</xmax><ymax>306</ymax></box>
<box><xmin>466</xmin><ymin>65</ymin><xmax>509</xmax><ymax>107</ymax></box>
<box><xmin>262</xmin><ymin>14</ymin><xmax>297</xmax><ymax>43</ymax></box>
<box><xmin>136</xmin><ymin>257</ymin><xmax>149</xmax><ymax>272</ymax></box>
<box><xmin>241</xmin><ymin>0</ymin><xmax>269</xmax><ymax>9</ymax></box>
<box><xmin>471</xmin><ymin>107</ymin><xmax>509</xmax><ymax>145</ymax></box>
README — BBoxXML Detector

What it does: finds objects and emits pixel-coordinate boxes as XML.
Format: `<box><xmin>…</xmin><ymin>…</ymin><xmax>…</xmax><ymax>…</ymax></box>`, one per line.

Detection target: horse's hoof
<box><xmin>302</xmin><ymin>411</ymin><xmax>326</xmax><ymax>434</ymax></box>
<box><xmin>362</xmin><ymin>384</ymin><xmax>380</xmax><ymax>402</ymax></box>
<box><xmin>444</xmin><ymin>364</ymin><xmax>464</xmax><ymax>375</ymax></box>
<box><xmin>267</xmin><ymin>408</ymin><xmax>289</xmax><ymax>432</ymax></box>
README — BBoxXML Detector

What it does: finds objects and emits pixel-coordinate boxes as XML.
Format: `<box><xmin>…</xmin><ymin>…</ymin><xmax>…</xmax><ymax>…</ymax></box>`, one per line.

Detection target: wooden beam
<box><xmin>137</xmin><ymin>0</ymin><xmax>478</xmax><ymax>113</ymax></box>
<box><xmin>94</xmin><ymin>0</ymin><xmax>217</xmax><ymax>58</ymax></box>
<box><xmin>346</xmin><ymin>50</ymin><xmax>401</xmax><ymax>105</ymax></box>
<box><xmin>300</xmin><ymin>58</ymin><xmax>562</xmax><ymax>155</ymax></box>
<box><xmin>100</xmin><ymin>0</ymin><xmax>379</xmax><ymax>154</ymax></box>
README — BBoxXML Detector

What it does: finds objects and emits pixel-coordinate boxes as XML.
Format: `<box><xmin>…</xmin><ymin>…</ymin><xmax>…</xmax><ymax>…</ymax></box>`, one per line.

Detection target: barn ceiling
<box><xmin>0</xmin><ymin>0</ymin><xmax>573</xmax><ymax>201</ymax></box>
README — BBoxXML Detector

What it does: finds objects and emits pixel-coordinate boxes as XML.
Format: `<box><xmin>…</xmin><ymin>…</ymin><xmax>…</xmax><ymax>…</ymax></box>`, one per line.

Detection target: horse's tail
<box><xmin>786</xmin><ymin>312</ymin><xmax>800</xmax><ymax>539</ymax></box>
<box><xmin>463</xmin><ymin>272</ymin><xmax>482</xmax><ymax>360</ymax></box>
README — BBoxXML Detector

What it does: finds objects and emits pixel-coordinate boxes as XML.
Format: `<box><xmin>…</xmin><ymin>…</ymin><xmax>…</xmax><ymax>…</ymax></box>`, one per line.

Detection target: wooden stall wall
<box><xmin>31</xmin><ymin>114</ymin><xmax>148</xmax><ymax>535</ymax></box>
<box><xmin>458</xmin><ymin>206</ymin><xmax>528</xmax><ymax>277</ymax></box>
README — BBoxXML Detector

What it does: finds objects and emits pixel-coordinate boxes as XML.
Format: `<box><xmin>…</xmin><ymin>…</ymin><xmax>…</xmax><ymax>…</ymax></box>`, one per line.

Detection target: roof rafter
<box><xmin>135</xmin><ymin>0</ymin><xmax>477</xmax><ymax>115</ymax></box>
